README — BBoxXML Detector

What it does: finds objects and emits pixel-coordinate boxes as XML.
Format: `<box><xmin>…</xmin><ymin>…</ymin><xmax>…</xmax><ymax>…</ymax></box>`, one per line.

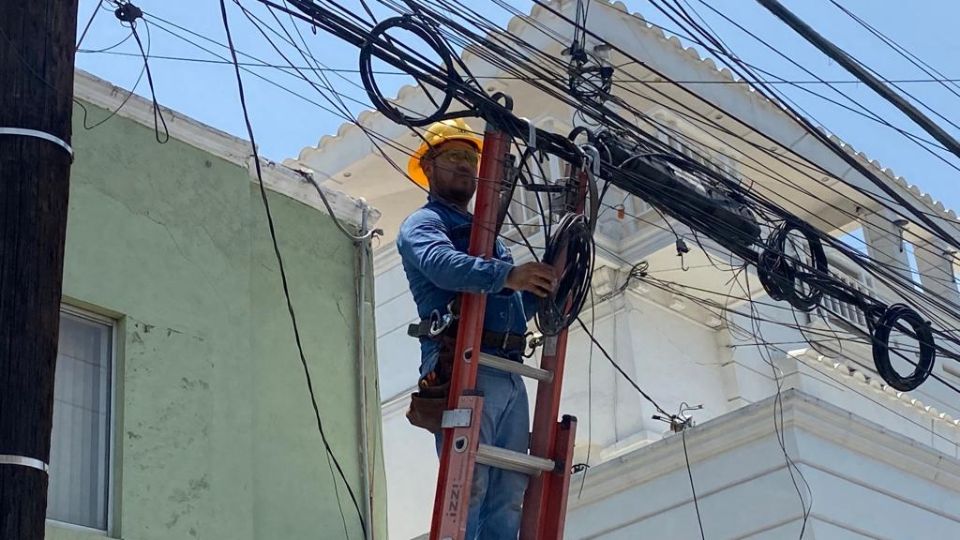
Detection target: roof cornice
<box><xmin>570</xmin><ymin>387</ymin><xmax>960</xmax><ymax>509</ymax></box>
<box><xmin>73</xmin><ymin>69</ymin><xmax>379</xmax><ymax>229</ymax></box>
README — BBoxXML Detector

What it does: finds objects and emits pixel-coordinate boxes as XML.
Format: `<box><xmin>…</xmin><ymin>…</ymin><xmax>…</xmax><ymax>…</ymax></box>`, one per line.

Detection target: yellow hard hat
<box><xmin>407</xmin><ymin>118</ymin><xmax>483</xmax><ymax>188</ymax></box>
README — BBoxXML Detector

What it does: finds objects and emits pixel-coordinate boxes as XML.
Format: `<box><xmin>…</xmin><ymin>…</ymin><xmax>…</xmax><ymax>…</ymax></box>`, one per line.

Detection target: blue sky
<box><xmin>75</xmin><ymin>1</ymin><xmax>959</xmax><ymax>211</ymax></box>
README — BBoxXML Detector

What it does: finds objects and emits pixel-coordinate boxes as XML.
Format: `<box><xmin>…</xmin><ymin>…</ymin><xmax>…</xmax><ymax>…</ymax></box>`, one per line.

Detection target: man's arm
<box><xmin>398</xmin><ymin>212</ymin><xmax>558</xmax><ymax>298</ymax></box>
<box><xmin>398</xmin><ymin>212</ymin><xmax>512</xmax><ymax>294</ymax></box>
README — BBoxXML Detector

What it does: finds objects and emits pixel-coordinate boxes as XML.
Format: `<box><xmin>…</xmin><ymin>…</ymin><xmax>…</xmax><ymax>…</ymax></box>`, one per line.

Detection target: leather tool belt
<box><xmin>405</xmin><ymin>318</ymin><xmax>527</xmax><ymax>433</ymax></box>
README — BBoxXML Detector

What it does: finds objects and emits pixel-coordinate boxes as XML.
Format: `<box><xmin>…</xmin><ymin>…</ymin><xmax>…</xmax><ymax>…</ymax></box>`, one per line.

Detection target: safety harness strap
<box><xmin>407</xmin><ymin>321</ymin><xmax>527</xmax><ymax>352</ymax></box>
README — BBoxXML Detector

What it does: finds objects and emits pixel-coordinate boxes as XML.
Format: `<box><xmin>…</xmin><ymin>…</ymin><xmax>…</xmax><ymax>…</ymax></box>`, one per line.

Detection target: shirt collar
<box><xmin>427</xmin><ymin>193</ymin><xmax>473</xmax><ymax>218</ymax></box>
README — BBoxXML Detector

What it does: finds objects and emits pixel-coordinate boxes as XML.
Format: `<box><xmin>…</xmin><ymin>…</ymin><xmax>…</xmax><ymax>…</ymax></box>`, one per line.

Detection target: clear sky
<box><xmin>74</xmin><ymin>1</ymin><xmax>959</xmax><ymax>212</ymax></box>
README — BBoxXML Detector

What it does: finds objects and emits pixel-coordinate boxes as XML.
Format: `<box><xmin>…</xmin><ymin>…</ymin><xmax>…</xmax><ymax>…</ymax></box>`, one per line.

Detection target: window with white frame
<box><xmin>47</xmin><ymin>307</ymin><xmax>114</xmax><ymax>532</ymax></box>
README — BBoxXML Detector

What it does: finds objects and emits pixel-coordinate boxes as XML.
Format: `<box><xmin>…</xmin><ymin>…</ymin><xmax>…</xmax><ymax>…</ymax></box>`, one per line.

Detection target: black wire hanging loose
<box><xmin>113</xmin><ymin>1</ymin><xmax>169</xmax><ymax>143</ymax></box>
<box><xmin>219</xmin><ymin>1</ymin><xmax>366</xmax><ymax>537</ymax></box>
<box><xmin>130</xmin><ymin>23</ymin><xmax>169</xmax><ymax>144</ymax></box>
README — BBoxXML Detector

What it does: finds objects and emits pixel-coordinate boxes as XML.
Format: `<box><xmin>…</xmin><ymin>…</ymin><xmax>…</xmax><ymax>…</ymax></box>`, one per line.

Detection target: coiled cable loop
<box><xmin>872</xmin><ymin>303</ymin><xmax>936</xmax><ymax>391</ymax></box>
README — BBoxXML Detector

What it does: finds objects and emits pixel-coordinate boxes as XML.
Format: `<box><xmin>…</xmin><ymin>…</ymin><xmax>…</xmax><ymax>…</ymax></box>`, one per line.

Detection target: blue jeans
<box><xmin>435</xmin><ymin>366</ymin><xmax>530</xmax><ymax>540</ymax></box>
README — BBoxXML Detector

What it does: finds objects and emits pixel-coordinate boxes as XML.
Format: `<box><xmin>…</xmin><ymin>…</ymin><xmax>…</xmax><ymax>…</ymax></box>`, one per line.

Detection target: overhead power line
<box><xmin>79</xmin><ymin>49</ymin><xmax>960</xmax><ymax>85</ymax></box>
<box><xmin>756</xmin><ymin>0</ymin><xmax>960</xmax><ymax>161</ymax></box>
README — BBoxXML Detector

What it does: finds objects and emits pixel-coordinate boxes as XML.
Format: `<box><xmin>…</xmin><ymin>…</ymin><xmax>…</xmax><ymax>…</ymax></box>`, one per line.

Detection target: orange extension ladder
<box><xmin>429</xmin><ymin>124</ymin><xmax>583</xmax><ymax>540</ymax></box>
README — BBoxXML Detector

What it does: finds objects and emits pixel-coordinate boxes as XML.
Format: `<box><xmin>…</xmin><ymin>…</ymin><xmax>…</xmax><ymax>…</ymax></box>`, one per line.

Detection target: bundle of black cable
<box><xmin>537</xmin><ymin>213</ymin><xmax>594</xmax><ymax>336</ymax></box>
<box><xmin>871</xmin><ymin>304</ymin><xmax>936</xmax><ymax>391</ymax></box>
<box><xmin>758</xmin><ymin>221</ymin><xmax>827</xmax><ymax>312</ymax></box>
<box><xmin>359</xmin><ymin>16</ymin><xmax>456</xmax><ymax>127</ymax></box>
<box><xmin>600</xmin><ymin>136</ymin><xmax>761</xmax><ymax>256</ymax></box>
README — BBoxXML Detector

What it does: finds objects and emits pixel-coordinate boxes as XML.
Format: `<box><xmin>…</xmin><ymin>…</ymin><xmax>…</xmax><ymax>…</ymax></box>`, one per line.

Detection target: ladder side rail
<box><xmin>520</xmin><ymin>331</ymin><xmax>572</xmax><ymax>539</ymax></box>
<box><xmin>430</xmin><ymin>127</ymin><xmax>512</xmax><ymax>540</ymax></box>
<box><xmin>542</xmin><ymin>416</ymin><xmax>577</xmax><ymax>540</ymax></box>
<box><xmin>521</xmin><ymin>168</ymin><xmax>588</xmax><ymax>539</ymax></box>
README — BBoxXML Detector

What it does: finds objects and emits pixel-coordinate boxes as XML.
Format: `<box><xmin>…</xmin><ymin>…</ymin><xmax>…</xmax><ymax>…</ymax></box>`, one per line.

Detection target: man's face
<box><xmin>422</xmin><ymin>140</ymin><xmax>480</xmax><ymax>207</ymax></box>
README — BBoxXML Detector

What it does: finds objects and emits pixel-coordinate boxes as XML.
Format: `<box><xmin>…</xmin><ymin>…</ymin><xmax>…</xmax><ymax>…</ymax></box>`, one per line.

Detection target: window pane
<box><xmin>47</xmin><ymin>311</ymin><xmax>112</xmax><ymax>531</ymax></box>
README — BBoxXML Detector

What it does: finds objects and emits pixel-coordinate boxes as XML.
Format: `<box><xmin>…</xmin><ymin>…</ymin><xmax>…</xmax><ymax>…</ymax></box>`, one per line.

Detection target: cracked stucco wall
<box><xmin>46</xmin><ymin>102</ymin><xmax>385</xmax><ymax>540</ymax></box>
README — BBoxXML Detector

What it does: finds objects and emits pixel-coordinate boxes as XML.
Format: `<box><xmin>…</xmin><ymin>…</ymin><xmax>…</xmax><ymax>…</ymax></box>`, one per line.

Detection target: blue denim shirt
<box><xmin>397</xmin><ymin>197</ymin><xmax>538</xmax><ymax>377</ymax></box>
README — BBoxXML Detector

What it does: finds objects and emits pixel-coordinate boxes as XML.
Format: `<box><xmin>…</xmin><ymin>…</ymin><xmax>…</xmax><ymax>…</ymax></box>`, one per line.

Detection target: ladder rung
<box><xmin>478</xmin><ymin>353</ymin><xmax>553</xmax><ymax>383</ymax></box>
<box><xmin>476</xmin><ymin>444</ymin><xmax>555</xmax><ymax>476</ymax></box>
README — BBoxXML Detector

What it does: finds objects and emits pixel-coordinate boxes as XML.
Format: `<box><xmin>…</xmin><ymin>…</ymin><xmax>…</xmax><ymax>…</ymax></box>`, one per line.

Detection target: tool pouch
<box><xmin>406</xmin><ymin>381</ymin><xmax>450</xmax><ymax>434</ymax></box>
<box><xmin>406</xmin><ymin>340</ymin><xmax>455</xmax><ymax>434</ymax></box>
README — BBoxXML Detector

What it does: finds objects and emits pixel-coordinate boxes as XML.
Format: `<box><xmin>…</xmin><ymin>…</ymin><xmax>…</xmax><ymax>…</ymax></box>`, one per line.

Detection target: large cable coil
<box><xmin>758</xmin><ymin>221</ymin><xmax>828</xmax><ymax>312</ymax></box>
<box><xmin>537</xmin><ymin>213</ymin><xmax>594</xmax><ymax>336</ymax></box>
<box><xmin>871</xmin><ymin>303</ymin><xmax>936</xmax><ymax>391</ymax></box>
<box><xmin>359</xmin><ymin>16</ymin><xmax>457</xmax><ymax>127</ymax></box>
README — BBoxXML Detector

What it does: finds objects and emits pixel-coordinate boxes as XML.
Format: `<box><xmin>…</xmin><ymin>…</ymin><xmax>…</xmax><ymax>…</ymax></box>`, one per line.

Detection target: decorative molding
<box><xmin>591</xmin><ymin>266</ymin><xmax>619</xmax><ymax>298</ymax></box>
<box><xmin>788</xmin><ymin>347</ymin><xmax>960</xmax><ymax>430</ymax></box>
<box><xmin>623</xmin><ymin>282</ymin><xmax>724</xmax><ymax>331</ymax></box>
<box><xmin>74</xmin><ymin>70</ymin><xmax>251</xmax><ymax>165</ymax></box>
<box><xmin>578</xmin><ymin>294</ymin><xmax>629</xmax><ymax>328</ymax></box>
<box><xmin>570</xmin><ymin>388</ymin><xmax>960</xmax><ymax>509</ymax></box>
<box><xmin>257</xmin><ymin>162</ymin><xmax>382</xmax><ymax>230</ymax></box>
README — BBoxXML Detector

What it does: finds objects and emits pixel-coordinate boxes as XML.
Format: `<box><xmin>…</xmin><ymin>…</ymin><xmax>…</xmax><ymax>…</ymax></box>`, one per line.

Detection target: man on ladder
<box><xmin>398</xmin><ymin>119</ymin><xmax>556</xmax><ymax>539</ymax></box>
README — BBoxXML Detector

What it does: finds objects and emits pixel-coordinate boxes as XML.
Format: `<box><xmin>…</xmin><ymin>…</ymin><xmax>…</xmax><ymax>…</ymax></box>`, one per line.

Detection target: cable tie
<box><xmin>0</xmin><ymin>127</ymin><xmax>74</xmax><ymax>161</ymax></box>
<box><xmin>0</xmin><ymin>454</ymin><xmax>49</xmax><ymax>473</ymax></box>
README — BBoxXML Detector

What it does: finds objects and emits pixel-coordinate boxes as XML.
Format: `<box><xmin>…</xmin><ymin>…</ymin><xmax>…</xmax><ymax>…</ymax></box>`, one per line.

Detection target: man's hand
<box><xmin>505</xmin><ymin>262</ymin><xmax>557</xmax><ymax>298</ymax></box>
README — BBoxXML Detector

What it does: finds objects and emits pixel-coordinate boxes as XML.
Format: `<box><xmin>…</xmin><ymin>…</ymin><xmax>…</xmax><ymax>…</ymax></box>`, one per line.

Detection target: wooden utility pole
<box><xmin>0</xmin><ymin>1</ymin><xmax>79</xmax><ymax>538</ymax></box>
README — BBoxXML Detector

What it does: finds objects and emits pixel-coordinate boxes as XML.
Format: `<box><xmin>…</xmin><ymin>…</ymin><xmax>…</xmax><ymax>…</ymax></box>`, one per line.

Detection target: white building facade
<box><xmin>290</xmin><ymin>1</ymin><xmax>960</xmax><ymax>538</ymax></box>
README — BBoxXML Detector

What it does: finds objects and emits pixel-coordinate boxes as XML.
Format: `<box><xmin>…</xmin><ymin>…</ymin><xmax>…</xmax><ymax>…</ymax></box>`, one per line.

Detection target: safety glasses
<box><xmin>435</xmin><ymin>148</ymin><xmax>480</xmax><ymax>167</ymax></box>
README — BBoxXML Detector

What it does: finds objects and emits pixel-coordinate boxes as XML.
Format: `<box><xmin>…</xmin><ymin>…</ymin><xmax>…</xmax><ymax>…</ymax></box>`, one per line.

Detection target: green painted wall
<box><xmin>46</xmin><ymin>102</ymin><xmax>385</xmax><ymax>540</ymax></box>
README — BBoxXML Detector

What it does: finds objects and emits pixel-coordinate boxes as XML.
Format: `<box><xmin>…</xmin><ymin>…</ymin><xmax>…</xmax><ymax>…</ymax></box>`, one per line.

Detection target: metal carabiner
<box><xmin>428</xmin><ymin>309</ymin><xmax>454</xmax><ymax>337</ymax></box>
<box><xmin>523</xmin><ymin>332</ymin><xmax>544</xmax><ymax>358</ymax></box>
<box><xmin>428</xmin><ymin>298</ymin><xmax>461</xmax><ymax>337</ymax></box>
